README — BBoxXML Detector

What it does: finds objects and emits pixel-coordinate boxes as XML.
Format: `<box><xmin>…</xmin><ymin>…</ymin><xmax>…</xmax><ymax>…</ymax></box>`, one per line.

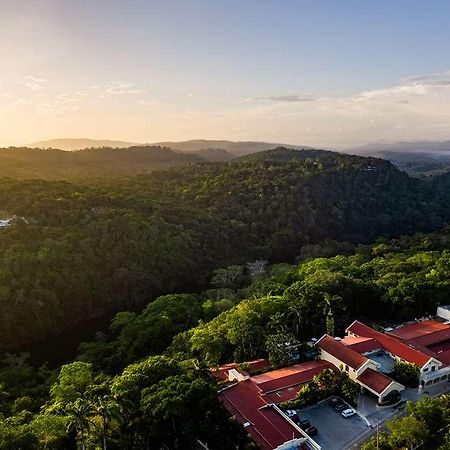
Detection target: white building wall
<box><xmin>319</xmin><ymin>349</ymin><xmax>359</xmax><ymax>381</ymax></box>
<box><xmin>437</xmin><ymin>305</ymin><xmax>450</xmax><ymax>321</ymax></box>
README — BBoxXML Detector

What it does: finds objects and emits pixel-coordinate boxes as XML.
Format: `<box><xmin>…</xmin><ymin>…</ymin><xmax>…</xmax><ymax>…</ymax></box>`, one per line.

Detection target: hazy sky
<box><xmin>1</xmin><ymin>0</ymin><xmax>450</xmax><ymax>148</ymax></box>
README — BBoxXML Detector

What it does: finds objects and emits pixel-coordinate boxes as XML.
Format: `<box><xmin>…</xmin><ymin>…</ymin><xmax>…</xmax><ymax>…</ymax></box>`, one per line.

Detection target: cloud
<box><xmin>248</xmin><ymin>94</ymin><xmax>315</xmax><ymax>103</ymax></box>
<box><xmin>400</xmin><ymin>70</ymin><xmax>450</xmax><ymax>87</ymax></box>
<box><xmin>24</xmin><ymin>75</ymin><xmax>47</xmax><ymax>91</ymax></box>
<box><xmin>136</xmin><ymin>98</ymin><xmax>160</xmax><ymax>110</ymax></box>
<box><xmin>97</xmin><ymin>82</ymin><xmax>148</xmax><ymax>98</ymax></box>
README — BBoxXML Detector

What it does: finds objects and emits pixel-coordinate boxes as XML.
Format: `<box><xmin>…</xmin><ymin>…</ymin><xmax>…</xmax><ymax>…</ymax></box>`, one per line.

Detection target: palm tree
<box><xmin>91</xmin><ymin>394</ymin><xmax>123</xmax><ymax>450</ymax></box>
<box><xmin>64</xmin><ymin>399</ymin><xmax>95</xmax><ymax>450</ymax></box>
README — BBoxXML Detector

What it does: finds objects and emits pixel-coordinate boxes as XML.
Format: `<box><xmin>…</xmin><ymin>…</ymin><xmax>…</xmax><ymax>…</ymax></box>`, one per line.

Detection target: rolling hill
<box><xmin>29</xmin><ymin>138</ymin><xmax>310</xmax><ymax>156</ymax></box>
<box><xmin>0</xmin><ymin>148</ymin><xmax>449</xmax><ymax>351</ymax></box>
<box><xmin>153</xmin><ymin>139</ymin><xmax>309</xmax><ymax>156</ymax></box>
<box><xmin>0</xmin><ymin>146</ymin><xmax>201</xmax><ymax>179</ymax></box>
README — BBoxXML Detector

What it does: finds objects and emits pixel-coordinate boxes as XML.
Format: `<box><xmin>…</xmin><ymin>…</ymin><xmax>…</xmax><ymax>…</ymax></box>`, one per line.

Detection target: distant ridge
<box><xmin>28</xmin><ymin>138</ymin><xmax>312</xmax><ymax>156</ymax></box>
<box><xmin>153</xmin><ymin>139</ymin><xmax>309</xmax><ymax>156</ymax></box>
<box><xmin>29</xmin><ymin>138</ymin><xmax>138</xmax><ymax>151</ymax></box>
<box><xmin>348</xmin><ymin>140</ymin><xmax>450</xmax><ymax>155</ymax></box>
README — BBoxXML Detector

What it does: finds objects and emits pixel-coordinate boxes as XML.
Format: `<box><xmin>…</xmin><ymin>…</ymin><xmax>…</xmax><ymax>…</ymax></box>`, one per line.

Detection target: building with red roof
<box><xmin>346</xmin><ymin>320</ymin><xmax>449</xmax><ymax>388</ymax></box>
<box><xmin>316</xmin><ymin>334</ymin><xmax>404</xmax><ymax>403</ymax></box>
<box><xmin>217</xmin><ymin>360</ymin><xmax>331</xmax><ymax>449</ymax></box>
<box><xmin>341</xmin><ymin>336</ymin><xmax>381</xmax><ymax>354</ymax></box>
<box><xmin>217</xmin><ymin>318</ymin><xmax>450</xmax><ymax>449</ymax></box>
<box><xmin>356</xmin><ymin>368</ymin><xmax>400</xmax><ymax>397</ymax></box>
<box><xmin>212</xmin><ymin>359</ymin><xmax>271</xmax><ymax>381</ymax></box>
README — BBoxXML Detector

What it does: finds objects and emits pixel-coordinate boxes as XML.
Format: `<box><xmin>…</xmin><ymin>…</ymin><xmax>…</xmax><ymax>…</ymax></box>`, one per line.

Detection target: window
<box><xmin>424</xmin><ymin>368</ymin><xmax>428</xmax><ymax>372</ymax></box>
<box><xmin>431</xmin><ymin>366</ymin><xmax>436</xmax><ymax>372</ymax></box>
<box><xmin>345</xmin><ymin>365</ymin><xmax>349</xmax><ymax>372</ymax></box>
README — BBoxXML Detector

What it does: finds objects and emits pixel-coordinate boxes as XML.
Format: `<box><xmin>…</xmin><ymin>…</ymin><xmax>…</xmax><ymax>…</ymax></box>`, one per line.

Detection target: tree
<box><xmin>90</xmin><ymin>394</ymin><xmax>123</xmax><ymax>450</ymax></box>
<box><xmin>30</xmin><ymin>414</ymin><xmax>70</xmax><ymax>449</ymax></box>
<box><xmin>265</xmin><ymin>331</ymin><xmax>299</xmax><ymax>367</ymax></box>
<box><xmin>50</xmin><ymin>362</ymin><xmax>94</xmax><ymax>403</ymax></box>
<box><xmin>63</xmin><ymin>398</ymin><xmax>95</xmax><ymax>450</ymax></box>
<box><xmin>211</xmin><ymin>266</ymin><xmax>245</xmax><ymax>289</ymax></box>
<box><xmin>0</xmin><ymin>415</ymin><xmax>38</xmax><ymax>450</ymax></box>
<box><xmin>388</xmin><ymin>415</ymin><xmax>429</xmax><ymax>449</ymax></box>
<box><xmin>392</xmin><ymin>361</ymin><xmax>420</xmax><ymax>387</ymax></box>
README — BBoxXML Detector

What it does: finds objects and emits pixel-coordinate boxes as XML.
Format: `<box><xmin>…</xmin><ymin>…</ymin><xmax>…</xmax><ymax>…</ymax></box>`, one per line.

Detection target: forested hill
<box><xmin>432</xmin><ymin>171</ymin><xmax>450</xmax><ymax>191</ymax></box>
<box><xmin>0</xmin><ymin>148</ymin><xmax>449</xmax><ymax>351</ymax></box>
<box><xmin>0</xmin><ymin>146</ymin><xmax>202</xmax><ymax>179</ymax></box>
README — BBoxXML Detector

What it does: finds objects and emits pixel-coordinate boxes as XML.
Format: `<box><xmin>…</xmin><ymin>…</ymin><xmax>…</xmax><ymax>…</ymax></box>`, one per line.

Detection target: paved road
<box><xmin>348</xmin><ymin>382</ymin><xmax>450</xmax><ymax>449</ymax></box>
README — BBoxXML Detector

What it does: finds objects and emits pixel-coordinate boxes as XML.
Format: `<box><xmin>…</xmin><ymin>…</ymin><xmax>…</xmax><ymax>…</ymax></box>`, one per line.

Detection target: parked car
<box><xmin>291</xmin><ymin>414</ymin><xmax>300</xmax><ymax>424</ymax></box>
<box><xmin>341</xmin><ymin>408</ymin><xmax>356</xmax><ymax>418</ymax></box>
<box><xmin>335</xmin><ymin>403</ymin><xmax>347</xmax><ymax>412</ymax></box>
<box><xmin>328</xmin><ymin>397</ymin><xmax>342</xmax><ymax>408</ymax></box>
<box><xmin>284</xmin><ymin>409</ymin><xmax>297</xmax><ymax>418</ymax></box>
<box><xmin>300</xmin><ymin>419</ymin><xmax>310</xmax><ymax>430</ymax></box>
<box><xmin>305</xmin><ymin>426</ymin><xmax>318</xmax><ymax>436</ymax></box>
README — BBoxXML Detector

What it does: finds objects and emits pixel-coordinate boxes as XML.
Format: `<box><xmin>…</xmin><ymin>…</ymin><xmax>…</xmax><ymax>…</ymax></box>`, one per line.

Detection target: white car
<box><xmin>341</xmin><ymin>408</ymin><xmax>355</xmax><ymax>418</ymax></box>
<box><xmin>285</xmin><ymin>410</ymin><xmax>297</xmax><ymax>418</ymax></box>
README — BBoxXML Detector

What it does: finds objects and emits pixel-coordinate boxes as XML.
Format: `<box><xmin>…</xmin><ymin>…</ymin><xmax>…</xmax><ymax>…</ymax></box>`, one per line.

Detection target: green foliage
<box><xmin>362</xmin><ymin>395</ymin><xmax>450</xmax><ymax>449</ymax></box>
<box><xmin>265</xmin><ymin>331</ymin><xmax>299</xmax><ymax>367</ymax></box>
<box><xmin>1</xmin><ymin>148</ymin><xmax>449</xmax><ymax>352</ymax></box>
<box><xmin>2</xmin><ymin>150</ymin><xmax>450</xmax><ymax>449</ymax></box>
<box><xmin>392</xmin><ymin>361</ymin><xmax>420</xmax><ymax>387</ymax></box>
<box><xmin>50</xmin><ymin>362</ymin><xmax>94</xmax><ymax>403</ymax></box>
<box><xmin>282</xmin><ymin>369</ymin><xmax>360</xmax><ymax>409</ymax></box>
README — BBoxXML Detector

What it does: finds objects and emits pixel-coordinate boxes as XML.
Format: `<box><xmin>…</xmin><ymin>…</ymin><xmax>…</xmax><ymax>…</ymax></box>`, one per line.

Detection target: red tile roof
<box><xmin>218</xmin><ymin>380</ymin><xmax>302</xmax><ymax>449</ymax></box>
<box><xmin>386</xmin><ymin>320</ymin><xmax>450</xmax><ymax>341</ymax></box>
<box><xmin>217</xmin><ymin>360</ymin><xmax>333</xmax><ymax>448</ymax></box>
<box><xmin>316</xmin><ymin>335</ymin><xmax>368</xmax><ymax>369</ymax></box>
<box><xmin>357</xmin><ymin>368</ymin><xmax>394</xmax><ymax>394</ymax></box>
<box><xmin>212</xmin><ymin>358</ymin><xmax>271</xmax><ymax>381</ymax></box>
<box><xmin>341</xmin><ymin>336</ymin><xmax>381</xmax><ymax>354</ymax></box>
<box><xmin>252</xmin><ymin>360</ymin><xmax>335</xmax><ymax>394</ymax></box>
<box><xmin>407</xmin><ymin>328</ymin><xmax>450</xmax><ymax>348</ymax></box>
<box><xmin>435</xmin><ymin>349</ymin><xmax>450</xmax><ymax>366</ymax></box>
<box><xmin>346</xmin><ymin>321</ymin><xmax>432</xmax><ymax>368</ymax></box>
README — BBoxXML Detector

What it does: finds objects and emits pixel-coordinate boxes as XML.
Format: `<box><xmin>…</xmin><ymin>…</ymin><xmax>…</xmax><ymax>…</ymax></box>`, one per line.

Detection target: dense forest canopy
<box><xmin>0</xmin><ymin>148</ymin><xmax>449</xmax><ymax>352</ymax></box>
<box><xmin>0</xmin><ymin>146</ymin><xmax>202</xmax><ymax>180</ymax></box>
<box><xmin>1</xmin><ymin>228</ymin><xmax>450</xmax><ymax>449</ymax></box>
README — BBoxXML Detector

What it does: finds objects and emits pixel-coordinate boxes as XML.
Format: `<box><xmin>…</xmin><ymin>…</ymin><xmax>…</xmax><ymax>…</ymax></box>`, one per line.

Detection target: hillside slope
<box><xmin>0</xmin><ymin>148</ymin><xmax>448</xmax><ymax>351</ymax></box>
<box><xmin>0</xmin><ymin>146</ymin><xmax>201</xmax><ymax>179</ymax></box>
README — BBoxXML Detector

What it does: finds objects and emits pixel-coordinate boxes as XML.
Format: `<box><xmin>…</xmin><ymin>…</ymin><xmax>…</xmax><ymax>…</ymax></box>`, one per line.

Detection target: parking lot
<box><xmin>297</xmin><ymin>399</ymin><xmax>369</xmax><ymax>450</ymax></box>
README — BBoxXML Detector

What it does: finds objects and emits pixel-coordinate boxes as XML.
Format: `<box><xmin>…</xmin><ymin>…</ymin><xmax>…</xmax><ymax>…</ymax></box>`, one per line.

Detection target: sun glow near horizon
<box><xmin>1</xmin><ymin>0</ymin><xmax>450</xmax><ymax>148</ymax></box>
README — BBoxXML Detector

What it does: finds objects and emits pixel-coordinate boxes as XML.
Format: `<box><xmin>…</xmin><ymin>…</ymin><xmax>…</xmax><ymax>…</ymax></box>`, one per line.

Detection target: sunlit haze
<box><xmin>2</xmin><ymin>0</ymin><xmax>450</xmax><ymax>148</ymax></box>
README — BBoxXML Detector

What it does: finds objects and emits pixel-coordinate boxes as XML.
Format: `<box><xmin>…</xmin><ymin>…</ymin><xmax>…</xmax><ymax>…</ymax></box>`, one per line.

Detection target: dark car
<box><xmin>305</xmin><ymin>426</ymin><xmax>318</xmax><ymax>436</ymax></box>
<box><xmin>328</xmin><ymin>397</ymin><xmax>342</xmax><ymax>408</ymax></box>
<box><xmin>335</xmin><ymin>403</ymin><xmax>347</xmax><ymax>412</ymax></box>
<box><xmin>300</xmin><ymin>419</ymin><xmax>310</xmax><ymax>430</ymax></box>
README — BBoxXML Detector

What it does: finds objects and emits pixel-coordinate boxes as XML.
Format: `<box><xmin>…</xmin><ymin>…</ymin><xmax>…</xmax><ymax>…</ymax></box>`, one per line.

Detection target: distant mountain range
<box><xmin>24</xmin><ymin>138</ymin><xmax>450</xmax><ymax>176</ymax></box>
<box><xmin>28</xmin><ymin>138</ymin><xmax>309</xmax><ymax>156</ymax></box>
<box><xmin>29</xmin><ymin>138</ymin><xmax>139</xmax><ymax>151</ymax></box>
<box><xmin>348</xmin><ymin>141</ymin><xmax>450</xmax><ymax>176</ymax></box>
<box><xmin>349</xmin><ymin>140</ymin><xmax>450</xmax><ymax>155</ymax></box>
<box><xmin>152</xmin><ymin>139</ymin><xmax>309</xmax><ymax>156</ymax></box>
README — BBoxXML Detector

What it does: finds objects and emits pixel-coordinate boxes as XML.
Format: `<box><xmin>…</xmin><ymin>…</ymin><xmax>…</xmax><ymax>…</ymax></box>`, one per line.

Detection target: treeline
<box><xmin>0</xmin><ymin>146</ymin><xmax>201</xmax><ymax>180</ymax></box>
<box><xmin>1</xmin><ymin>148</ymin><xmax>450</xmax><ymax>351</ymax></box>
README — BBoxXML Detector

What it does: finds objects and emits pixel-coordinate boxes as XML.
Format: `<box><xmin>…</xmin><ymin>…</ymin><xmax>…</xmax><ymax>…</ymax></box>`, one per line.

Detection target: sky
<box><xmin>1</xmin><ymin>0</ymin><xmax>450</xmax><ymax>149</ymax></box>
